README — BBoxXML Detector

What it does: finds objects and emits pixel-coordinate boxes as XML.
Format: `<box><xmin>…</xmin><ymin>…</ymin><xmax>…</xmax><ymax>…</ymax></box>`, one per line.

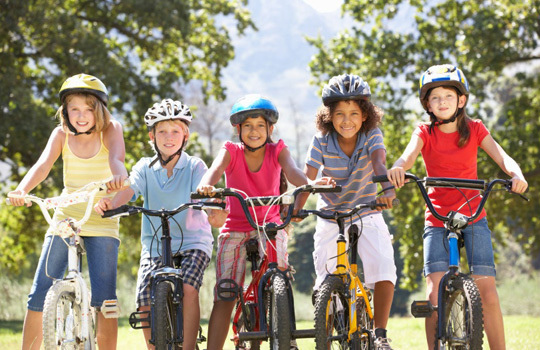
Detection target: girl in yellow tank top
<box><xmin>7</xmin><ymin>74</ymin><xmax>128</xmax><ymax>350</ymax></box>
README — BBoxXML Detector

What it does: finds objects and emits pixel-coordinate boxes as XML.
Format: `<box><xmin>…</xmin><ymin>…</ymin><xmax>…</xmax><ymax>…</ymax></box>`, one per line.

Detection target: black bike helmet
<box><xmin>321</xmin><ymin>74</ymin><xmax>371</xmax><ymax>106</ymax></box>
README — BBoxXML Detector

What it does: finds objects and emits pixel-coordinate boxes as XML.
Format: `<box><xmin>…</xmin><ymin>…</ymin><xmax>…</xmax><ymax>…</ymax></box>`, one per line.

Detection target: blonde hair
<box><xmin>56</xmin><ymin>93</ymin><xmax>111</xmax><ymax>133</ymax></box>
<box><xmin>149</xmin><ymin>119</ymin><xmax>190</xmax><ymax>149</ymax></box>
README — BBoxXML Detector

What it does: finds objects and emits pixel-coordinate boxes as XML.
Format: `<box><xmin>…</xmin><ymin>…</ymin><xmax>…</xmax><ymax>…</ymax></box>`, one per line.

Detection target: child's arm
<box><xmin>278</xmin><ymin>147</ymin><xmax>311</xmax><ymax>216</ymax></box>
<box><xmin>371</xmin><ymin>148</ymin><xmax>396</xmax><ymax>210</ymax></box>
<box><xmin>279</xmin><ymin>147</ymin><xmax>308</xmax><ymax>187</ymax></box>
<box><xmin>480</xmin><ymin>135</ymin><xmax>528</xmax><ymax>193</ymax></box>
<box><xmin>387</xmin><ymin>134</ymin><xmax>424</xmax><ymax>188</ymax></box>
<box><xmin>94</xmin><ymin>187</ymin><xmax>135</xmax><ymax>216</ymax></box>
<box><xmin>196</xmin><ymin>148</ymin><xmax>231</xmax><ymax>195</ymax></box>
<box><xmin>103</xmin><ymin>120</ymin><xmax>128</xmax><ymax>192</ymax></box>
<box><xmin>7</xmin><ymin>127</ymin><xmax>64</xmax><ymax>206</ymax></box>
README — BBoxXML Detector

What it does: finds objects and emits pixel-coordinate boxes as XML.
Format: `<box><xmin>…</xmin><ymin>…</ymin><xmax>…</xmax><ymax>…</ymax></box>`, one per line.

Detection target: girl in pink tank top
<box><xmin>196</xmin><ymin>94</ymin><xmax>310</xmax><ymax>349</ymax></box>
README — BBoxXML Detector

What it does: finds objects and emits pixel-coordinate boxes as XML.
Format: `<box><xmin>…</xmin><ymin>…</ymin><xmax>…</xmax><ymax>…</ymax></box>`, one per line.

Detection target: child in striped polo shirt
<box><xmin>304</xmin><ymin>74</ymin><xmax>397</xmax><ymax>350</ymax></box>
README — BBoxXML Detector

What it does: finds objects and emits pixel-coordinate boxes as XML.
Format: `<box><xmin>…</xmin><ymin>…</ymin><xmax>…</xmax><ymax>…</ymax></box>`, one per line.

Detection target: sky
<box><xmin>214</xmin><ymin>0</ymin><xmax>350</xmax><ymax>162</ymax></box>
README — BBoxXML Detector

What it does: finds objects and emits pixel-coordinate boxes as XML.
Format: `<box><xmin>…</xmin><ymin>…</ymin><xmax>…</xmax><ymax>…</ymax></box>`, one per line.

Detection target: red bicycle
<box><xmin>192</xmin><ymin>184</ymin><xmax>340</xmax><ymax>349</ymax></box>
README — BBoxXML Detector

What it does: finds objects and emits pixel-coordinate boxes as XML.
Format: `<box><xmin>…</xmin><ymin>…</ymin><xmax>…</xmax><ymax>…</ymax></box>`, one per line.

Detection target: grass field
<box><xmin>2</xmin><ymin>315</ymin><xmax>539</xmax><ymax>349</ymax></box>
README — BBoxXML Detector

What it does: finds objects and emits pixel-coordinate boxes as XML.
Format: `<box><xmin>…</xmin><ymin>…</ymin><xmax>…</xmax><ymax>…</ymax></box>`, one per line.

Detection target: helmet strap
<box><xmin>62</xmin><ymin>105</ymin><xmax>95</xmax><ymax>136</ymax></box>
<box><xmin>239</xmin><ymin>125</ymin><xmax>269</xmax><ymax>152</ymax></box>
<box><xmin>148</xmin><ymin>136</ymin><xmax>185</xmax><ymax>168</ymax></box>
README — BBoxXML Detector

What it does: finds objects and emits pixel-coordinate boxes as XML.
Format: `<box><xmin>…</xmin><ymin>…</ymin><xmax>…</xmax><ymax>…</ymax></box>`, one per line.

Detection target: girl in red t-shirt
<box><xmin>387</xmin><ymin>64</ymin><xmax>527</xmax><ymax>350</ymax></box>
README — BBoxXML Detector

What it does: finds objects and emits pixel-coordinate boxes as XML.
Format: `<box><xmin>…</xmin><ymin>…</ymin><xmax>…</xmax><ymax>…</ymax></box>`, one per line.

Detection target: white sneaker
<box><xmin>374</xmin><ymin>336</ymin><xmax>393</xmax><ymax>350</ymax></box>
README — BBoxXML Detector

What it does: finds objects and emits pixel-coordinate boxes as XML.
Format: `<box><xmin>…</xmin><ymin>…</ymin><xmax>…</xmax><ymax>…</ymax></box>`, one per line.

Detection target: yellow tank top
<box><xmin>46</xmin><ymin>133</ymin><xmax>120</xmax><ymax>239</ymax></box>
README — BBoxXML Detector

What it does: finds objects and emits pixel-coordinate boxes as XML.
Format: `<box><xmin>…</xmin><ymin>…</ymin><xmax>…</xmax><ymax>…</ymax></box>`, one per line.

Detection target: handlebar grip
<box><xmin>190</xmin><ymin>188</ymin><xmax>228</xmax><ymax>200</ymax></box>
<box><xmin>312</xmin><ymin>185</ymin><xmax>342</xmax><ymax>193</ymax></box>
<box><xmin>372</xmin><ymin>175</ymin><xmax>389</xmax><ymax>183</ymax></box>
<box><xmin>102</xmin><ymin>205</ymin><xmax>132</xmax><ymax>218</ymax></box>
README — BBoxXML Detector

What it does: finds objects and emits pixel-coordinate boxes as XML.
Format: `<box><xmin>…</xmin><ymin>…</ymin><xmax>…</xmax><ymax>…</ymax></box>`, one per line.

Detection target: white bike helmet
<box><xmin>419</xmin><ymin>64</ymin><xmax>469</xmax><ymax>110</ymax></box>
<box><xmin>144</xmin><ymin>98</ymin><xmax>192</xmax><ymax>129</ymax></box>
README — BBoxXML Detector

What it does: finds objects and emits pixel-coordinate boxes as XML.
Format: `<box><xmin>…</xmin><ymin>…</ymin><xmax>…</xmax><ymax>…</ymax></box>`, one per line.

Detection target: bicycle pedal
<box><xmin>411</xmin><ymin>300</ymin><xmax>436</xmax><ymax>318</ymax></box>
<box><xmin>100</xmin><ymin>299</ymin><xmax>120</xmax><ymax>318</ymax></box>
<box><xmin>129</xmin><ymin>310</ymin><xmax>151</xmax><ymax>329</ymax></box>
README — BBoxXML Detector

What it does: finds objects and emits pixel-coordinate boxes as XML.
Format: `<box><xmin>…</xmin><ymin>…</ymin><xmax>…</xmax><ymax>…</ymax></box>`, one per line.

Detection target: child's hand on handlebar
<box><xmin>197</xmin><ymin>184</ymin><xmax>217</xmax><ymax>196</ymax></box>
<box><xmin>94</xmin><ymin>198</ymin><xmax>113</xmax><ymax>216</ymax></box>
<box><xmin>510</xmin><ymin>175</ymin><xmax>528</xmax><ymax>194</ymax></box>
<box><xmin>7</xmin><ymin>189</ymin><xmax>30</xmax><ymax>207</ymax></box>
<box><xmin>205</xmin><ymin>199</ymin><xmax>229</xmax><ymax>228</ymax></box>
<box><xmin>376</xmin><ymin>190</ymin><xmax>397</xmax><ymax>211</ymax></box>
<box><xmin>387</xmin><ymin>167</ymin><xmax>406</xmax><ymax>188</ymax></box>
<box><xmin>106</xmin><ymin>175</ymin><xmax>129</xmax><ymax>193</ymax></box>
<box><xmin>312</xmin><ymin>176</ymin><xmax>336</xmax><ymax>187</ymax></box>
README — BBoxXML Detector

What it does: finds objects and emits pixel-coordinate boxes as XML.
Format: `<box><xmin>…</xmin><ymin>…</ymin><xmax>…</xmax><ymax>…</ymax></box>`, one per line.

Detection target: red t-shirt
<box><xmin>414</xmin><ymin>119</ymin><xmax>490</xmax><ymax>227</ymax></box>
<box><xmin>221</xmin><ymin>140</ymin><xmax>286</xmax><ymax>233</ymax></box>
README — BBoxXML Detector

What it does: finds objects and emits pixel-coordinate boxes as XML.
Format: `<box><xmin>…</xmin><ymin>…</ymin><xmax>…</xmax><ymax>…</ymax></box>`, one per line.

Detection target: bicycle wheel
<box><xmin>154</xmin><ymin>281</ymin><xmax>182</xmax><ymax>350</ymax></box>
<box><xmin>43</xmin><ymin>281</ymin><xmax>89</xmax><ymax>350</ymax></box>
<box><xmin>435</xmin><ymin>274</ymin><xmax>483</xmax><ymax>350</ymax></box>
<box><xmin>351</xmin><ymin>294</ymin><xmax>373</xmax><ymax>350</ymax></box>
<box><xmin>314</xmin><ymin>276</ymin><xmax>350</xmax><ymax>350</ymax></box>
<box><xmin>268</xmin><ymin>273</ymin><xmax>291</xmax><ymax>350</ymax></box>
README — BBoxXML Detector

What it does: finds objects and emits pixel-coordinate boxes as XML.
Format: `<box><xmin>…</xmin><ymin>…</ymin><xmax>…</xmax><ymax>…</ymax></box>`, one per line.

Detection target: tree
<box><xmin>307</xmin><ymin>0</ymin><xmax>540</xmax><ymax>289</ymax></box>
<box><xmin>0</xmin><ymin>0</ymin><xmax>255</xmax><ymax>273</ymax></box>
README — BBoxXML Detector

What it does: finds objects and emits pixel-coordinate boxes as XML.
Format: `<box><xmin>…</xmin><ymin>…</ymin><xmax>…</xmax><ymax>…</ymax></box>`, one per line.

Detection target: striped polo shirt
<box><xmin>305</xmin><ymin>128</ymin><xmax>386</xmax><ymax>217</ymax></box>
<box><xmin>47</xmin><ymin>132</ymin><xmax>120</xmax><ymax>239</ymax></box>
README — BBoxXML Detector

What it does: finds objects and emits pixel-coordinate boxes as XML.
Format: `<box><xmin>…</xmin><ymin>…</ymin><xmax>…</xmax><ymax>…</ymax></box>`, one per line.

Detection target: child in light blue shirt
<box><xmin>95</xmin><ymin>98</ymin><xmax>213</xmax><ymax>350</ymax></box>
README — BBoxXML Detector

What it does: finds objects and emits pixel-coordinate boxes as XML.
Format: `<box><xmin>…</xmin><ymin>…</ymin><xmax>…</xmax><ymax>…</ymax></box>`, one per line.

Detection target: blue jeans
<box><xmin>27</xmin><ymin>235</ymin><xmax>119</xmax><ymax>312</ymax></box>
<box><xmin>423</xmin><ymin>217</ymin><xmax>496</xmax><ymax>277</ymax></box>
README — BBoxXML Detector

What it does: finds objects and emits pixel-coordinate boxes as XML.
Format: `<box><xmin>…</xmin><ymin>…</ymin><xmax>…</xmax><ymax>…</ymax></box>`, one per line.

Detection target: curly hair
<box><xmin>314</xmin><ymin>99</ymin><xmax>383</xmax><ymax>135</ymax></box>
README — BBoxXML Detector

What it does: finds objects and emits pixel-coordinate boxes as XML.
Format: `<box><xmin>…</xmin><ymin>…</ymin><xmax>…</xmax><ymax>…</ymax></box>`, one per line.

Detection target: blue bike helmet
<box><xmin>229</xmin><ymin>94</ymin><xmax>279</xmax><ymax>126</ymax></box>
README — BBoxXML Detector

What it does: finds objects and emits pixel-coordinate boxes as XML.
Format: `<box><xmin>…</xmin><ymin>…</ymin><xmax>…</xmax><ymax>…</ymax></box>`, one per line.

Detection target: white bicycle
<box><xmin>7</xmin><ymin>178</ymin><xmax>124</xmax><ymax>350</ymax></box>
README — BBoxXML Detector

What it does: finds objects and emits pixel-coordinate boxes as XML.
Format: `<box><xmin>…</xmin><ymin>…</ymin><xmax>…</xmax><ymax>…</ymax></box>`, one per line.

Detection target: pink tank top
<box><xmin>221</xmin><ymin>140</ymin><xmax>286</xmax><ymax>233</ymax></box>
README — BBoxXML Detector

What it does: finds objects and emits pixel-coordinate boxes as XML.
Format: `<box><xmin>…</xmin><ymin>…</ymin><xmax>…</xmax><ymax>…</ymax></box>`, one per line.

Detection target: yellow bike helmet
<box><xmin>59</xmin><ymin>73</ymin><xmax>108</xmax><ymax>105</ymax></box>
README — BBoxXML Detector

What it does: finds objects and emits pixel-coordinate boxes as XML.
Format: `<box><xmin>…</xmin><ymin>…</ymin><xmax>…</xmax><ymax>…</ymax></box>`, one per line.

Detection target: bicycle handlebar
<box><xmin>372</xmin><ymin>173</ymin><xmax>528</xmax><ymax>223</ymax></box>
<box><xmin>190</xmin><ymin>184</ymin><xmax>343</xmax><ymax>231</ymax></box>
<box><xmin>5</xmin><ymin>178</ymin><xmax>130</xmax><ymax>231</ymax></box>
<box><xmin>294</xmin><ymin>201</ymin><xmax>388</xmax><ymax>221</ymax></box>
<box><xmin>101</xmin><ymin>201</ymin><xmax>226</xmax><ymax>219</ymax></box>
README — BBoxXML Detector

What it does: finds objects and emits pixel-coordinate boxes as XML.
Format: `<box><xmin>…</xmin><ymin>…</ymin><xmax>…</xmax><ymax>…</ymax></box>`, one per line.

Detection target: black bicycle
<box><xmin>191</xmin><ymin>184</ymin><xmax>340</xmax><ymax>350</ymax></box>
<box><xmin>373</xmin><ymin>173</ymin><xmax>528</xmax><ymax>350</ymax></box>
<box><xmin>102</xmin><ymin>200</ymin><xmax>225</xmax><ymax>350</ymax></box>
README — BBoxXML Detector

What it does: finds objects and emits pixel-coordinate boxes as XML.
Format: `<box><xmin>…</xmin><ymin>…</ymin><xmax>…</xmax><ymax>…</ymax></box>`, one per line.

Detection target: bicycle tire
<box><xmin>314</xmin><ymin>276</ymin><xmax>350</xmax><ymax>350</ymax></box>
<box><xmin>435</xmin><ymin>274</ymin><xmax>483</xmax><ymax>350</ymax></box>
<box><xmin>351</xmin><ymin>295</ymin><xmax>373</xmax><ymax>350</ymax></box>
<box><xmin>268</xmin><ymin>273</ymin><xmax>291</xmax><ymax>350</ymax></box>
<box><xmin>154</xmin><ymin>281</ymin><xmax>182</xmax><ymax>350</ymax></box>
<box><xmin>43</xmin><ymin>281</ymin><xmax>90</xmax><ymax>350</ymax></box>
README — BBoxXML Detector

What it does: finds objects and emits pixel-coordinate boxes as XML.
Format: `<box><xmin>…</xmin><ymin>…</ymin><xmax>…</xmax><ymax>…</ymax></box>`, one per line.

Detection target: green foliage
<box><xmin>309</xmin><ymin>0</ymin><xmax>540</xmax><ymax>289</ymax></box>
<box><xmin>0</xmin><ymin>0</ymin><xmax>255</xmax><ymax>273</ymax></box>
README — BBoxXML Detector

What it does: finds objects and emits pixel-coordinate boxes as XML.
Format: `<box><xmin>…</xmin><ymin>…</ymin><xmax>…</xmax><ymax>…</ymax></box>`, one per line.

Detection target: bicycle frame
<box><xmin>7</xmin><ymin>178</ymin><xmax>121</xmax><ymax>348</ymax></box>
<box><xmin>373</xmin><ymin>173</ymin><xmax>529</xmax><ymax>347</ymax></box>
<box><xmin>297</xmin><ymin>202</ymin><xmax>382</xmax><ymax>344</ymax></box>
<box><xmin>191</xmin><ymin>184</ymin><xmax>339</xmax><ymax>347</ymax></box>
<box><xmin>103</xmin><ymin>200</ymin><xmax>224</xmax><ymax>348</ymax></box>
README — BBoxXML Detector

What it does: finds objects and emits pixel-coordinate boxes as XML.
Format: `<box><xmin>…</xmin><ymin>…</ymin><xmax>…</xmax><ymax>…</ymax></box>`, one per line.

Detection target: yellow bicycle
<box><xmin>296</xmin><ymin>201</ymin><xmax>385</xmax><ymax>350</ymax></box>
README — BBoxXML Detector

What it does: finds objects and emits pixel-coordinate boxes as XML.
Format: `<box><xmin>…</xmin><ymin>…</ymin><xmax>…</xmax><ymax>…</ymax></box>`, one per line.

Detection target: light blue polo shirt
<box><xmin>305</xmin><ymin>128</ymin><xmax>386</xmax><ymax>216</ymax></box>
<box><xmin>129</xmin><ymin>152</ymin><xmax>214</xmax><ymax>259</ymax></box>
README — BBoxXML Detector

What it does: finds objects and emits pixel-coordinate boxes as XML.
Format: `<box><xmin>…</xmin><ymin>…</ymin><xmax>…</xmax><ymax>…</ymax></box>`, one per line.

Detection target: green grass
<box><xmin>2</xmin><ymin>316</ymin><xmax>540</xmax><ymax>349</ymax></box>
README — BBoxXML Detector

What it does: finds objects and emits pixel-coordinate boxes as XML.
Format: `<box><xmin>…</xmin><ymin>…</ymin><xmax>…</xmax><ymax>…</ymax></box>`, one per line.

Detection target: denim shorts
<box><xmin>27</xmin><ymin>235</ymin><xmax>120</xmax><ymax>312</ymax></box>
<box><xmin>423</xmin><ymin>217</ymin><xmax>496</xmax><ymax>277</ymax></box>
